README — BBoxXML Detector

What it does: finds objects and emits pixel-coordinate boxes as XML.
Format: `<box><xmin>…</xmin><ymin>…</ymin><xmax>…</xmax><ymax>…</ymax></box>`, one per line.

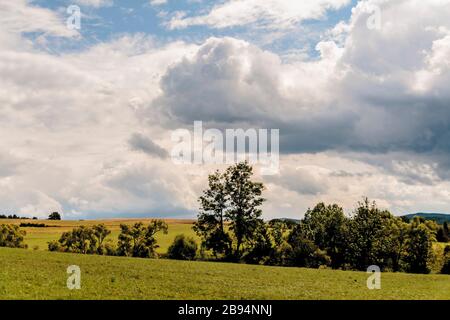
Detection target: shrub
<box><xmin>20</xmin><ymin>223</ymin><xmax>48</xmax><ymax>228</ymax></box>
<box><xmin>48</xmin><ymin>240</ymin><xmax>61</xmax><ymax>252</ymax></box>
<box><xmin>0</xmin><ymin>224</ymin><xmax>27</xmax><ymax>249</ymax></box>
<box><xmin>48</xmin><ymin>224</ymin><xmax>111</xmax><ymax>255</ymax></box>
<box><xmin>117</xmin><ymin>220</ymin><xmax>168</xmax><ymax>258</ymax></box>
<box><xmin>167</xmin><ymin>234</ymin><xmax>198</xmax><ymax>260</ymax></box>
<box><xmin>102</xmin><ymin>239</ymin><xmax>117</xmax><ymax>256</ymax></box>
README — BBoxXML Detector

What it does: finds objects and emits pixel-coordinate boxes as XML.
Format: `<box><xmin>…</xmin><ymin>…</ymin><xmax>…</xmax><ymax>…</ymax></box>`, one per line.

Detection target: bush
<box><xmin>20</xmin><ymin>223</ymin><xmax>48</xmax><ymax>228</ymax></box>
<box><xmin>167</xmin><ymin>234</ymin><xmax>198</xmax><ymax>260</ymax></box>
<box><xmin>48</xmin><ymin>240</ymin><xmax>61</xmax><ymax>252</ymax></box>
<box><xmin>117</xmin><ymin>221</ymin><xmax>168</xmax><ymax>258</ymax></box>
<box><xmin>0</xmin><ymin>224</ymin><xmax>27</xmax><ymax>249</ymax></box>
<box><xmin>48</xmin><ymin>224</ymin><xmax>111</xmax><ymax>255</ymax></box>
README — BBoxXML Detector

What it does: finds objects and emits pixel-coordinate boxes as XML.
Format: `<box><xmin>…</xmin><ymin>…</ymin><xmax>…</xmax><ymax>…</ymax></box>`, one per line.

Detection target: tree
<box><xmin>403</xmin><ymin>217</ymin><xmax>436</xmax><ymax>274</ymax></box>
<box><xmin>346</xmin><ymin>198</ymin><xmax>393</xmax><ymax>270</ymax></box>
<box><xmin>52</xmin><ymin>226</ymin><xmax>97</xmax><ymax>254</ymax></box>
<box><xmin>437</xmin><ymin>222</ymin><xmax>449</xmax><ymax>243</ymax></box>
<box><xmin>92</xmin><ymin>224</ymin><xmax>111</xmax><ymax>254</ymax></box>
<box><xmin>441</xmin><ymin>245</ymin><xmax>450</xmax><ymax>274</ymax></box>
<box><xmin>243</xmin><ymin>223</ymin><xmax>274</xmax><ymax>265</ymax></box>
<box><xmin>299</xmin><ymin>203</ymin><xmax>349</xmax><ymax>269</ymax></box>
<box><xmin>381</xmin><ymin>217</ymin><xmax>409</xmax><ymax>272</ymax></box>
<box><xmin>117</xmin><ymin>220</ymin><xmax>168</xmax><ymax>258</ymax></box>
<box><xmin>48</xmin><ymin>212</ymin><xmax>61</xmax><ymax>220</ymax></box>
<box><xmin>285</xmin><ymin>230</ymin><xmax>331</xmax><ymax>268</ymax></box>
<box><xmin>194</xmin><ymin>162</ymin><xmax>265</xmax><ymax>261</ymax></box>
<box><xmin>167</xmin><ymin>234</ymin><xmax>198</xmax><ymax>260</ymax></box>
<box><xmin>194</xmin><ymin>170</ymin><xmax>232</xmax><ymax>257</ymax></box>
<box><xmin>224</xmin><ymin>162</ymin><xmax>265</xmax><ymax>260</ymax></box>
<box><xmin>48</xmin><ymin>224</ymin><xmax>113</xmax><ymax>255</ymax></box>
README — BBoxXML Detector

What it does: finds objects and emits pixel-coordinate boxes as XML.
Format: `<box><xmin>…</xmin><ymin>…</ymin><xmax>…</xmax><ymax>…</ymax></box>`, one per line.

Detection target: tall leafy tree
<box><xmin>194</xmin><ymin>162</ymin><xmax>265</xmax><ymax>260</ymax></box>
<box><xmin>224</xmin><ymin>162</ymin><xmax>265</xmax><ymax>259</ymax></box>
<box><xmin>404</xmin><ymin>217</ymin><xmax>436</xmax><ymax>274</ymax></box>
<box><xmin>194</xmin><ymin>170</ymin><xmax>231</xmax><ymax>257</ymax></box>
<box><xmin>346</xmin><ymin>198</ymin><xmax>393</xmax><ymax>270</ymax></box>
<box><xmin>300</xmin><ymin>203</ymin><xmax>349</xmax><ymax>268</ymax></box>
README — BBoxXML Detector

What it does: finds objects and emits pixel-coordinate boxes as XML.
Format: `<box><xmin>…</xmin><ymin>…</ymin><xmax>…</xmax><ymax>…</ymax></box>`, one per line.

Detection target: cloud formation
<box><xmin>2</xmin><ymin>0</ymin><xmax>450</xmax><ymax>219</ymax></box>
<box><xmin>168</xmin><ymin>0</ymin><xmax>351</xmax><ymax>30</ymax></box>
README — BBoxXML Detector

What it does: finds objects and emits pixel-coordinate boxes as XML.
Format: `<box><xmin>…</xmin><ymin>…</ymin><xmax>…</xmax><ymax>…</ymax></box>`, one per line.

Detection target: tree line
<box><xmin>0</xmin><ymin>162</ymin><xmax>449</xmax><ymax>275</ymax></box>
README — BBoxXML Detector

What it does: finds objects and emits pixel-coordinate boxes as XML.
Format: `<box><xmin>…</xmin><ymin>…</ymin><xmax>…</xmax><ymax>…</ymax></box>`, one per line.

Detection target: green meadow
<box><xmin>1</xmin><ymin>218</ymin><xmax>450</xmax><ymax>300</ymax></box>
<box><xmin>1</xmin><ymin>247</ymin><xmax>450</xmax><ymax>300</ymax></box>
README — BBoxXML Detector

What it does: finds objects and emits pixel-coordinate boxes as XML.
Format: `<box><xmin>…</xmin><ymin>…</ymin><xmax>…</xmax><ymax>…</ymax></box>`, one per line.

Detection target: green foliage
<box><xmin>403</xmin><ymin>217</ymin><xmax>436</xmax><ymax>274</ymax></box>
<box><xmin>297</xmin><ymin>203</ymin><xmax>348</xmax><ymax>268</ymax></box>
<box><xmin>167</xmin><ymin>234</ymin><xmax>198</xmax><ymax>260</ymax></box>
<box><xmin>48</xmin><ymin>224</ymin><xmax>111</xmax><ymax>255</ymax></box>
<box><xmin>253</xmin><ymin>198</ymin><xmax>437</xmax><ymax>273</ymax></box>
<box><xmin>194</xmin><ymin>162</ymin><xmax>265</xmax><ymax>261</ymax></box>
<box><xmin>243</xmin><ymin>223</ymin><xmax>274</xmax><ymax>265</ymax></box>
<box><xmin>0</xmin><ymin>224</ymin><xmax>27</xmax><ymax>249</ymax></box>
<box><xmin>194</xmin><ymin>165</ymin><xmax>444</xmax><ymax>275</ymax></box>
<box><xmin>117</xmin><ymin>220</ymin><xmax>168</xmax><ymax>258</ymax></box>
<box><xmin>48</xmin><ymin>212</ymin><xmax>61</xmax><ymax>220</ymax></box>
<box><xmin>436</xmin><ymin>222</ymin><xmax>449</xmax><ymax>243</ymax></box>
<box><xmin>284</xmin><ymin>235</ymin><xmax>331</xmax><ymax>269</ymax></box>
<box><xmin>194</xmin><ymin>170</ymin><xmax>231</xmax><ymax>257</ymax></box>
<box><xmin>225</xmin><ymin>162</ymin><xmax>265</xmax><ymax>259</ymax></box>
<box><xmin>442</xmin><ymin>246</ymin><xmax>450</xmax><ymax>274</ymax></box>
<box><xmin>346</xmin><ymin>199</ymin><xmax>392</xmax><ymax>269</ymax></box>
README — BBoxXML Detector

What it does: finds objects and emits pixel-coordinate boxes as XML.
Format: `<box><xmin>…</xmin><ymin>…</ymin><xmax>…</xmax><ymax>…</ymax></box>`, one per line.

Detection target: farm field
<box><xmin>1</xmin><ymin>247</ymin><xmax>450</xmax><ymax>300</ymax></box>
<box><xmin>0</xmin><ymin>218</ymin><xmax>198</xmax><ymax>253</ymax></box>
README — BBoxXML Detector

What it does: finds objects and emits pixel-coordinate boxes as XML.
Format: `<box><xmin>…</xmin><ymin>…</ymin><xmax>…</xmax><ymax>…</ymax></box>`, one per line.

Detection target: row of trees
<box><xmin>47</xmin><ymin>222</ymin><xmax>199</xmax><ymax>261</ymax></box>
<box><xmin>0</xmin><ymin>212</ymin><xmax>61</xmax><ymax>220</ymax></box>
<box><xmin>194</xmin><ymin>162</ymin><xmax>447</xmax><ymax>274</ymax></box>
<box><xmin>1</xmin><ymin>162</ymin><xmax>449</xmax><ymax>275</ymax></box>
<box><xmin>48</xmin><ymin>221</ymin><xmax>171</xmax><ymax>258</ymax></box>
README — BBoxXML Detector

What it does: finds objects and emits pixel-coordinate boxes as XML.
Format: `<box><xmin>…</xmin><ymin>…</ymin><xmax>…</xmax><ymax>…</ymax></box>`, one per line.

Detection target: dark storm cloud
<box><xmin>128</xmin><ymin>133</ymin><xmax>169</xmax><ymax>159</ymax></box>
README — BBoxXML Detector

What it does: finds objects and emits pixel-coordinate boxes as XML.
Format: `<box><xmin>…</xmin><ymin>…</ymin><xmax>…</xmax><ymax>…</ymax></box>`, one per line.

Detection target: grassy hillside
<box><xmin>1</xmin><ymin>247</ymin><xmax>450</xmax><ymax>300</ymax></box>
<box><xmin>0</xmin><ymin>218</ymin><xmax>198</xmax><ymax>253</ymax></box>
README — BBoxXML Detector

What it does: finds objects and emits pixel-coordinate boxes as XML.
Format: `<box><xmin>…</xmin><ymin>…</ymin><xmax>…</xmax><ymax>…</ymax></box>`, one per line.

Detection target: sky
<box><xmin>1</xmin><ymin>0</ymin><xmax>450</xmax><ymax>219</ymax></box>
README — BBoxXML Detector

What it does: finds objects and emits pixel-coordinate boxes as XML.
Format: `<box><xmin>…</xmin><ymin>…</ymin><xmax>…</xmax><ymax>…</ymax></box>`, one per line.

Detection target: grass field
<box><xmin>0</xmin><ymin>218</ymin><xmax>198</xmax><ymax>254</ymax></box>
<box><xmin>0</xmin><ymin>247</ymin><xmax>450</xmax><ymax>300</ymax></box>
<box><xmin>1</xmin><ymin>218</ymin><xmax>450</xmax><ymax>300</ymax></box>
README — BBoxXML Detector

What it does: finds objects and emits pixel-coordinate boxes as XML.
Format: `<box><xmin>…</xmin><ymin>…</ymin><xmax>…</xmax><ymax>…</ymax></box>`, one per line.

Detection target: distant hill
<box><xmin>402</xmin><ymin>213</ymin><xmax>450</xmax><ymax>225</ymax></box>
